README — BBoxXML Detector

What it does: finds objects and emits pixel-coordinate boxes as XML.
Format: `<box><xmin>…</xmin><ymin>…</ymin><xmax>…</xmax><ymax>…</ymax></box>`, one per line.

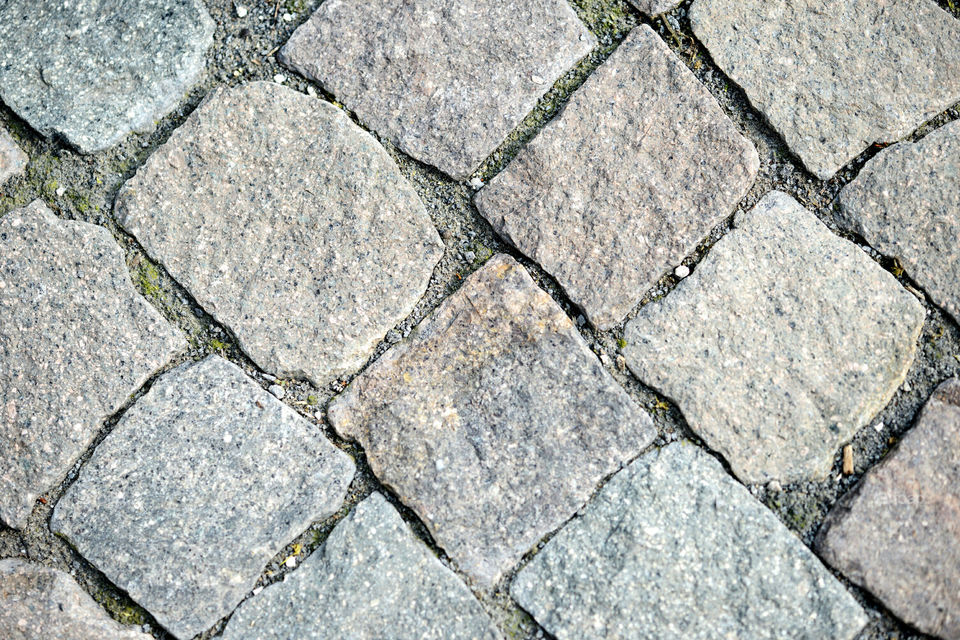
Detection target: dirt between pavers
<box><xmin>1</xmin><ymin>1</ymin><xmax>958</xmax><ymax>639</ymax></box>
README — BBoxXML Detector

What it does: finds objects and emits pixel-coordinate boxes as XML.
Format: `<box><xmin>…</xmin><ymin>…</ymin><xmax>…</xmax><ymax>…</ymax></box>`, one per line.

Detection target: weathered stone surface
<box><xmin>328</xmin><ymin>254</ymin><xmax>654</xmax><ymax>587</ymax></box>
<box><xmin>475</xmin><ymin>26</ymin><xmax>757</xmax><ymax>329</ymax></box>
<box><xmin>817</xmin><ymin>378</ymin><xmax>960</xmax><ymax>639</ymax></box>
<box><xmin>279</xmin><ymin>0</ymin><xmax>595</xmax><ymax>179</ymax></box>
<box><xmin>223</xmin><ymin>494</ymin><xmax>501</xmax><ymax>640</ymax></box>
<box><xmin>51</xmin><ymin>356</ymin><xmax>355</xmax><ymax>640</ymax></box>
<box><xmin>116</xmin><ymin>82</ymin><xmax>443</xmax><ymax>385</ymax></box>
<box><xmin>0</xmin><ymin>559</ymin><xmax>148</xmax><ymax>640</ymax></box>
<box><xmin>628</xmin><ymin>0</ymin><xmax>682</xmax><ymax>16</ymax></box>
<box><xmin>838</xmin><ymin>120</ymin><xmax>960</xmax><ymax>325</ymax></box>
<box><xmin>690</xmin><ymin>0</ymin><xmax>960</xmax><ymax>179</ymax></box>
<box><xmin>0</xmin><ymin>201</ymin><xmax>184</xmax><ymax>530</ymax></box>
<box><xmin>0</xmin><ymin>0</ymin><xmax>213</xmax><ymax>153</ymax></box>
<box><xmin>624</xmin><ymin>192</ymin><xmax>924</xmax><ymax>483</ymax></box>
<box><xmin>0</xmin><ymin>129</ymin><xmax>27</xmax><ymax>185</ymax></box>
<box><xmin>513</xmin><ymin>443</ymin><xmax>868</xmax><ymax>640</ymax></box>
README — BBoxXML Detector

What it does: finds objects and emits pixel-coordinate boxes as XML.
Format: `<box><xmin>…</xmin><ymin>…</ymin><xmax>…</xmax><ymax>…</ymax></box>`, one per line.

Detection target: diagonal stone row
<box><xmin>2</xmin><ymin>0</ymin><xmax>960</xmax><ymax>639</ymax></box>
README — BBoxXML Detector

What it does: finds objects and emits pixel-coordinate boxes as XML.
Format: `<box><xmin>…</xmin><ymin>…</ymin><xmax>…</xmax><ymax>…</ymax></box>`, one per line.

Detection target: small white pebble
<box><xmin>766</xmin><ymin>480</ymin><xmax>782</xmax><ymax>493</ymax></box>
<box><xmin>55</xmin><ymin>185</ymin><xmax>66</xmax><ymax>197</ymax></box>
<box><xmin>252</xmin><ymin>586</ymin><xmax>263</xmax><ymax>596</ymax></box>
<box><xmin>674</xmin><ymin>264</ymin><xmax>690</xmax><ymax>278</ymax></box>
<box><xmin>268</xmin><ymin>384</ymin><xmax>285</xmax><ymax>399</ymax></box>
<box><xmin>306</xmin><ymin>85</ymin><xmax>317</xmax><ymax>97</ymax></box>
<box><xmin>873</xmin><ymin>420</ymin><xmax>884</xmax><ymax>433</ymax></box>
<box><xmin>531</xmin><ymin>74</ymin><xmax>545</xmax><ymax>84</ymax></box>
<box><xmin>284</xmin><ymin>555</ymin><xmax>297</xmax><ymax>568</ymax></box>
<box><xmin>467</xmin><ymin>177</ymin><xmax>483</xmax><ymax>190</ymax></box>
<box><xmin>235</xmin><ymin>4</ymin><xmax>248</xmax><ymax>18</ymax></box>
<box><xmin>273</xmin><ymin>73</ymin><xmax>286</xmax><ymax>84</ymax></box>
<box><xmin>282</xmin><ymin>12</ymin><xmax>295</xmax><ymax>21</ymax></box>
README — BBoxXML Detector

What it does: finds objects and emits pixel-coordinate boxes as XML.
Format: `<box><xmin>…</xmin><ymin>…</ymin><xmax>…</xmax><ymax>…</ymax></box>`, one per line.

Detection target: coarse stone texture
<box><xmin>0</xmin><ymin>559</ymin><xmax>148</xmax><ymax>640</ymax></box>
<box><xmin>838</xmin><ymin>120</ymin><xmax>960</xmax><ymax>325</ymax></box>
<box><xmin>279</xmin><ymin>0</ymin><xmax>596</xmax><ymax>180</ymax></box>
<box><xmin>51</xmin><ymin>356</ymin><xmax>355</xmax><ymax>640</ymax></box>
<box><xmin>328</xmin><ymin>254</ymin><xmax>655</xmax><ymax>588</ymax></box>
<box><xmin>623</xmin><ymin>191</ymin><xmax>925</xmax><ymax>484</ymax></box>
<box><xmin>690</xmin><ymin>0</ymin><xmax>960</xmax><ymax>179</ymax></box>
<box><xmin>512</xmin><ymin>443</ymin><xmax>868</xmax><ymax>640</ymax></box>
<box><xmin>0</xmin><ymin>0</ymin><xmax>214</xmax><ymax>153</ymax></box>
<box><xmin>222</xmin><ymin>494</ymin><xmax>501</xmax><ymax>640</ymax></box>
<box><xmin>0</xmin><ymin>201</ymin><xmax>184</xmax><ymax>530</ymax></box>
<box><xmin>116</xmin><ymin>81</ymin><xmax>443</xmax><ymax>385</ymax></box>
<box><xmin>628</xmin><ymin>0</ymin><xmax>683</xmax><ymax>16</ymax></box>
<box><xmin>817</xmin><ymin>378</ymin><xmax>960</xmax><ymax>639</ymax></box>
<box><xmin>475</xmin><ymin>26</ymin><xmax>758</xmax><ymax>329</ymax></box>
<box><xmin>0</xmin><ymin>128</ymin><xmax>27</xmax><ymax>186</ymax></box>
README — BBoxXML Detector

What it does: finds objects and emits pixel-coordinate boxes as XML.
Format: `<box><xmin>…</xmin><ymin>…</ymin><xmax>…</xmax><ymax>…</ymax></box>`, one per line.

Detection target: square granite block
<box><xmin>328</xmin><ymin>254</ymin><xmax>654</xmax><ymax>587</ymax></box>
<box><xmin>279</xmin><ymin>0</ymin><xmax>595</xmax><ymax>179</ymax></box>
<box><xmin>51</xmin><ymin>356</ymin><xmax>355</xmax><ymax>639</ymax></box>
<box><xmin>475</xmin><ymin>26</ymin><xmax>758</xmax><ymax>329</ymax></box>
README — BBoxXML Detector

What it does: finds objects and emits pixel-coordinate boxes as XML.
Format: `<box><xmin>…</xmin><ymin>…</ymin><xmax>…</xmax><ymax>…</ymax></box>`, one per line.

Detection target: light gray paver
<box><xmin>51</xmin><ymin>355</ymin><xmax>355</xmax><ymax>640</ymax></box>
<box><xmin>0</xmin><ymin>0</ymin><xmax>213</xmax><ymax>153</ymax></box>
<box><xmin>0</xmin><ymin>201</ymin><xmax>184</xmax><ymax>530</ymax></box>
<box><xmin>690</xmin><ymin>0</ymin><xmax>960</xmax><ymax>179</ymax></box>
<box><xmin>279</xmin><ymin>0</ymin><xmax>596</xmax><ymax>179</ymax></box>
<box><xmin>623</xmin><ymin>191</ymin><xmax>925</xmax><ymax>483</ymax></box>
<box><xmin>0</xmin><ymin>559</ymin><xmax>148</xmax><ymax>640</ymax></box>
<box><xmin>328</xmin><ymin>254</ymin><xmax>655</xmax><ymax>588</ymax></box>
<box><xmin>838</xmin><ymin>120</ymin><xmax>960</xmax><ymax>324</ymax></box>
<box><xmin>817</xmin><ymin>377</ymin><xmax>960</xmax><ymax>639</ymax></box>
<box><xmin>0</xmin><ymin>129</ymin><xmax>27</xmax><ymax>185</ymax></box>
<box><xmin>223</xmin><ymin>493</ymin><xmax>501</xmax><ymax>640</ymax></box>
<box><xmin>116</xmin><ymin>81</ymin><xmax>443</xmax><ymax>386</ymax></box>
<box><xmin>628</xmin><ymin>0</ymin><xmax>683</xmax><ymax>16</ymax></box>
<box><xmin>475</xmin><ymin>26</ymin><xmax>758</xmax><ymax>329</ymax></box>
<box><xmin>512</xmin><ymin>443</ymin><xmax>868</xmax><ymax>640</ymax></box>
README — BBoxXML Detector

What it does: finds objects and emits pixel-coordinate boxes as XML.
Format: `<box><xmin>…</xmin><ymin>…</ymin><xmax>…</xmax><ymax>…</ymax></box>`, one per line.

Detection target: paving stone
<box><xmin>279</xmin><ymin>0</ymin><xmax>595</xmax><ymax>179</ymax></box>
<box><xmin>817</xmin><ymin>378</ymin><xmax>960</xmax><ymax>639</ymax></box>
<box><xmin>0</xmin><ymin>128</ymin><xmax>27</xmax><ymax>185</ymax></box>
<box><xmin>475</xmin><ymin>26</ymin><xmax>758</xmax><ymax>329</ymax></box>
<box><xmin>328</xmin><ymin>254</ymin><xmax>654</xmax><ymax>588</ymax></box>
<box><xmin>513</xmin><ymin>443</ymin><xmax>868</xmax><ymax>640</ymax></box>
<box><xmin>0</xmin><ymin>201</ymin><xmax>184</xmax><ymax>530</ymax></box>
<box><xmin>0</xmin><ymin>559</ymin><xmax>148</xmax><ymax>640</ymax></box>
<box><xmin>623</xmin><ymin>191</ymin><xmax>924</xmax><ymax>483</ymax></box>
<box><xmin>223</xmin><ymin>493</ymin><xmax>501</xmax><ymax>640</ymax></box>
<box><xmin>838</xmin><ymin>120</ymin><xmax>960</xmax><ymax>325</ymax></box>
<box><xmin>628</xmin><ymin>0</ymin><xmax>683</xmax><ymax>16</ymax></box>
<box><xmin>690</xmin><ymin>0</ymin><xmax>960</xmax><ymax>179</ymax></box>
<box><xmin>51</xmin><ymin>355</ymin><xmax>355</xmax><ymax>640</ymax></box>
<box><xmin>116</xmin><ymin>82</ymin><xmax>443</xmax><ymax>385</ymax></box>
<box><xmin>0</xmin><ymin>0</ymin><xmax>213</xmax><ymax>153</ymax></box>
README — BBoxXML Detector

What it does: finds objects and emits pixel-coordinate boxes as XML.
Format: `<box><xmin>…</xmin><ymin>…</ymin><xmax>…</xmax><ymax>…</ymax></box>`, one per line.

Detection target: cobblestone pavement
<box><xmin>0</xmin><ymin>1</ymin><xmax>958</xmax><ymax>639</ymax></box>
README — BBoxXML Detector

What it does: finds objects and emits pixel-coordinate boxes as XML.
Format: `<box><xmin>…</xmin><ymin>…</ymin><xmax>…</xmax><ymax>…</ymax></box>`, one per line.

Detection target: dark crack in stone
<box><xmin>0</xmin><ymin>0</ymin><xmax>214</xmax><ymax>153</ymax></box>
<box><xmin>0</xmin><ymin>201</ymin><xmax>184</xmax><ymax>529</ymax></box>
<box><xmin>116</xmin><ymin>82</ymin><xmax>443</xmax><ymax>385</ymax></box>
<box><xmin>279</xmin><ymin>0</ymin><xmax>595</xmax><ymax>179</ymax></box>
<box><xmin>328</xmin><ymin>254</ymin><xmax>655</xmax><ymax>588</ymax></box>
<box><xmin>475</xmin><ymin>26</ymin><xmax>757</xmax><ymax>329</ymax></box>
<box><xmin>51</xmin><ymin>356</ymin><xmax>355</xmax><ymax>639</ymax></box>
<box><xmin>623</xmin><ymin>192</ymin><xmax>925</xmax><ymax>483</ymax></box>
